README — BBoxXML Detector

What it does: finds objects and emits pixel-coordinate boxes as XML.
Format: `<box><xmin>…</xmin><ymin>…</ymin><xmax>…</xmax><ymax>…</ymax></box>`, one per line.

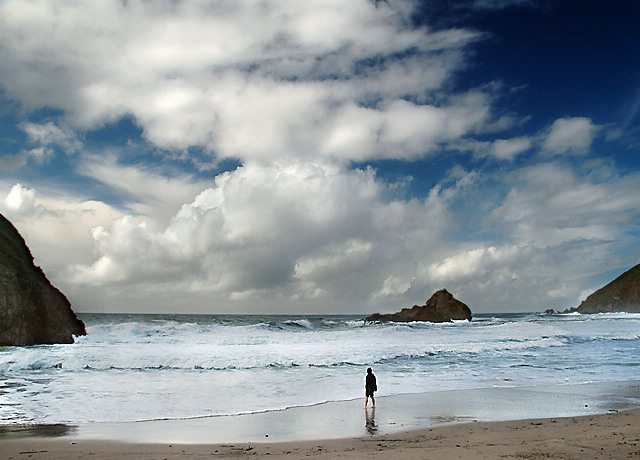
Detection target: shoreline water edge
<box><xmin>2</xmin><ymin>312</ymin><xmax>639</xmax><ymax>427</ymax></box>
<box><xmin>2</xmin><ymin>379</ymin><xmax>639</xmax><ymax>444</ymax></box>
<box><xmin>2</xmin><ymin>312</ymin><xmax>639</xmax><ymax>458</ymax></box>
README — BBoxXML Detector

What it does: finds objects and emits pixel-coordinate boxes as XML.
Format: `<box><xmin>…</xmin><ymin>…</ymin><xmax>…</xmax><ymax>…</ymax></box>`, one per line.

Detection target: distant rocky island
<box><xmin>0</xmin><ymin>213</ymin><xmax>86</xmax><ymax>346</ymax></box>
<box><xmin>366</xmin><ymin>289</ymin><xmax>472</xmax><ymax>323</ymax></box>
<box><xmin>545</xmin><ymin>263</ymin><xmax>640</xmax><ymax>315</ymax></box>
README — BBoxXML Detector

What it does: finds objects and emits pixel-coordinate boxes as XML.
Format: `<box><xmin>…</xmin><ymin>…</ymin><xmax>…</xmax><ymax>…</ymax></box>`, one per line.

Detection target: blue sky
<box><xmin>0</xmin><ymin>0</ymin><xmax>639</xmax><ymax>314</ymax></box>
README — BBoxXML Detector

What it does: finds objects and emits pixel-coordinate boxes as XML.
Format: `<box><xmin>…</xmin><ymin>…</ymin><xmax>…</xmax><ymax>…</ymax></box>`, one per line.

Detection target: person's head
<box><xmin>367</xmin><ymin>367</ymin><xmax>372</xmax><ymax>374</ymax></box>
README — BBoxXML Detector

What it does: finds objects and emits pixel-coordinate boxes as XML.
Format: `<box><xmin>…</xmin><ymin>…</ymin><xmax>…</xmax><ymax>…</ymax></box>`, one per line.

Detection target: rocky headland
<box><xmin>544</xmin><ymin>263</ymin><xmax>640</xmax><ymax>315</ymax></box>
<box><xmin>575</xmin><ymin>263</ymin><xmax>640</xmax><ymax>314</ymax></box>
<box><xmin>0</xmin><ymin>213</ymin><xmax>86</xmax><ymax>346</ymax></box>
<box><xmin>366</xmin><ymin>289</ymin><xmax>472</xmax><ymax>323</ymax></box>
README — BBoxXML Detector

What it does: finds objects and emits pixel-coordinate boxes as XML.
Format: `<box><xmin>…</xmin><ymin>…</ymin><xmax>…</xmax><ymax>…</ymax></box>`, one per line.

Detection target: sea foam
<box><xmin>1</xmin><ymin>312</ymin><xmax>639</xmax><ymax>424</ymax></box>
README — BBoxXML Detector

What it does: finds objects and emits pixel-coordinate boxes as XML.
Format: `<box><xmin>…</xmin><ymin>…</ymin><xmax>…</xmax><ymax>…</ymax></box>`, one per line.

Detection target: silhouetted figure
<box><xmin>364</xmin><ymin>367</ymin><xmax>377</xmax><ymax>408</ymax></box>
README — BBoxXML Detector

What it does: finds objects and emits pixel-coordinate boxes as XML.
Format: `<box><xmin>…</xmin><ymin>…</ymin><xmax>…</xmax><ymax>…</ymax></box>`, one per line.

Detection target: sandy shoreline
<box><xmin>5</xmin><ymin>380</ymin><xmax>640</xmax><ymax>444</ymax></box>
<box><xmin>2</xmin><ymin>381</ymin><xmax>639</xmax><ymax>458</ymax></box>
<box><xmin>1</xmin><ymin>409</ymin><xmax>639</xmax><ymax>459</ymax></box>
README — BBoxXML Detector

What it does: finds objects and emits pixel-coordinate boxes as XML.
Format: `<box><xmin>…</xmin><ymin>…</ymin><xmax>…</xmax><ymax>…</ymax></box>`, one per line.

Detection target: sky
<box><xmin>0</xmin><ymin>0</ymin><xmax>639</xmax><ymax>315</ymax></box>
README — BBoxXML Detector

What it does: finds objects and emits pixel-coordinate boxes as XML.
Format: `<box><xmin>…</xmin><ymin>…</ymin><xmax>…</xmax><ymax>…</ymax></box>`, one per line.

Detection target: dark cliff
<box><xmin>366</xmin><ymin>289</ymin><xmax>472</xmax><ymax>323</ymax></box>
<box><xmin>0</xmin><ymin>213</ymin><xmax>86</xmax><ymax>346</ymax></box>
<box><xmin>577</xmin><ymin>263</ymin><xmax>640</xmax><ymax>314</ymax></box>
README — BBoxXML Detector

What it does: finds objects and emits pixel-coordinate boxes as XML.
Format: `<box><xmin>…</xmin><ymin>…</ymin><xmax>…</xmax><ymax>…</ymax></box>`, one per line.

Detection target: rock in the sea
<box><xmin>576</xmin><ymin>263</ymin><xmax>640</xmax><ymax>314</ymax></box>
<box><xmin>0</xmin><ymin>213</ymin><xmax>86</xmax><ymax>346</ymax></box>
<box><xmin>366</xmin><ymin>289</ymin><xmax>472</xmax><ymax>323</ymax></box>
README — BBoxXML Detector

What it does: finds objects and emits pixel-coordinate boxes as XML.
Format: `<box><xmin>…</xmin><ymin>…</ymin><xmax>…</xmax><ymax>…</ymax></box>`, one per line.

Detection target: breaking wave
<box><xmin>1</xmin><ymin>312</ymin><xmax>639</xmax><ymax>424</ymax></box>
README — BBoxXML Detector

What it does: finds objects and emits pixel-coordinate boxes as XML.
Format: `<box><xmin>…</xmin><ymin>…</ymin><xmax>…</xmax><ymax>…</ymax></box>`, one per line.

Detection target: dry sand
<box><xmin>2</xmin><ymin>408</ymin><xmax>639</xmax><ymax>459</ymax></box>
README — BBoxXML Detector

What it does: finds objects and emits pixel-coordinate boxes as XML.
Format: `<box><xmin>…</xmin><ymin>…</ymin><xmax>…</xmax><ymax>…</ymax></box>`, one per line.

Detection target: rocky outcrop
<box><xmin>0</xmin><ymin>213</ymin><xmax>86</xmax><ymax>346</ymax></box>
<box><xmin>576</xmin><ymin>263</ymin><xmax>640</xmax><ymax>314</ymax></box>
<box><xmin>366</xmin><ymin>289</ymin><xmax>472</xmax><ymax>323</ymax></box>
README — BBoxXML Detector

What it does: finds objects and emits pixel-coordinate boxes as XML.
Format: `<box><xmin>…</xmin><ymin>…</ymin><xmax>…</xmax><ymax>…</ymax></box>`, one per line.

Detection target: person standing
<box><xmin>364</xmin><ymin>367</ymin><xmax>377</xmax><ymax>408</ymax></box>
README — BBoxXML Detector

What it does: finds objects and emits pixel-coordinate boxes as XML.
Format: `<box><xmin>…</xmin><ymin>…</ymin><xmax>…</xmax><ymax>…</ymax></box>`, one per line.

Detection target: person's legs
<box><xmin>364</xmin><ymin>395</ymin><xmax>369</xmax><ymax>408</ymax></box>
<box><xmin>371</xmin><ymin>394</ymin><xmax>375</xmax><ymax>408</ymax></box>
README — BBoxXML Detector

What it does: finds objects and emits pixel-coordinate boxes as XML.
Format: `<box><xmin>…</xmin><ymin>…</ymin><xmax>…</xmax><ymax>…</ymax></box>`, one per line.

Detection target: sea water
<box><xmin>1</xmin><ymin>312</ymin><xmax>639</xmax><ymax>425</ymax></box>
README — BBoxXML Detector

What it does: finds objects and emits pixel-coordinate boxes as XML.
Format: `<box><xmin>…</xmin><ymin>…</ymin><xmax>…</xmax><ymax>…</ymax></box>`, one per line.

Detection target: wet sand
<box><xmin>1</xmin><ymin>409</ymin><xmax>639</xmax><ymax>459</ymax></box>
<box><xmin>1</xmin><ymin>380</ymin><xmax>639</xmax><ymax>459</ymax></box>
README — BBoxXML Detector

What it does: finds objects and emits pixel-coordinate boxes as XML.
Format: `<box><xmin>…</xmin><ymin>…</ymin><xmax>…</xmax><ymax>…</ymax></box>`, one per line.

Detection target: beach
<box><xmin>2</xmin><ymin>381</ymin><xmax>640</xmax><ymax>459</ymax></box>
<box><xmin>2</xmin><ymin>314</ymin><xmax>639</xmax><ymax>457</ymax></box>
<box><xmin>4</xmin><ymin>312</ymin><xmax>639</xmax><ymax>427</ymax></box>
<box><xmin>2</xmin><ymin>408</ymin><xmax>639</xmax><ymax>459</ymax></box>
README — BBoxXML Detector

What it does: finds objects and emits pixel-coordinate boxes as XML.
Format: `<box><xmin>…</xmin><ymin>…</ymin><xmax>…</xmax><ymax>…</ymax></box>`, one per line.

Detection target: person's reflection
<box><xmin>365</xmin><ymin>407</ymin><xmax>378</xmax><ymax>435</ymax></box>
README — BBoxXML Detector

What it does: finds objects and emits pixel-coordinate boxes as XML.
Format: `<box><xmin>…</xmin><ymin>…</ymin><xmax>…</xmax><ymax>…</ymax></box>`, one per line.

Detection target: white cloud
<box><xmin>422</xmin><ymin>244</ymin><xmax>522</xmax><ymax>281</ymax></box>
<box><xmin>491</xmin><ymin>137</ymin><xmax>531</xmax><ymax>160</ymax></box>
<box><xmin>322</xmin><ymin>97</ymin><xmax>490</xmax><ymax>161</ymax></box>
<box><xmin>493</xmin><ymin>162</ymin><xmax>640</xmax><ymax>246</ymax></box>
<box><xmin>66</xmin><ymin>160</ymin><xmax>451</xmax><ymax>310</ymax></box>
<box><xmin>464</xmin><ymin>117</ymin><xmax>597</xmax><ymax>161</ymax></box>
<box><xmin>373</xmin><ymin>274</ymin><xmax>415</xmax><ymax>298</ymax></box>
<box><xmin>412</xmin><ymin>239</ymin><xmax>619</xmax><ymax>312</ymax></box>
<box><xmin>78</xmin><ymin>154</ymin><xmax>211</xmax><ymax>228</ymax></box>
<box><xmin>0</xmin><ymin>147</ymin><xmax>52</xmax><ymax>172</ymax></box>
<box><xmin>0</xmin><ymin>0</ymin><xmax>490</xmax><ymax>163</ymax></box>
<box><xmin>542</xmin><ymin>117</ymin><xmax>597</xmax><ymax>155</ymax></box>
<box><xmin>21</xmin><ymin>122</ymin><xmax>82</xmax><ymax>154</ymax></box>
<box><xmin>0</xmin><ymin>122</ymin><xmax>80</xmax><ymax>172</ymax></box>
<box><xmin>0</xmin><ymin>182</ymin><xmax>124</xmax><ymax>278</ymax></box>
<box><xmin>455</xmin><ymin>116</ymin><xmax>598</xmax><ymax>161</ymax></box>
<box><xmin>2</xmin><ymin>157</ymin><xmax>637</xmax><ymax>314</ymax></box>
<box><xmin>398</xmin><ymin>160</ymin><xmax>640</xmax><ymax>312</ymax></box>
<box><xmin>0</xmin><ymin>1</ymin><xmax>635</xmax><ymax>316</ymax></box>
<box><xmin>294</xmin><ymin>239</ymin><xmax>374</xmax><ymax>288</ymax></box>
<box><xmin>3</xmin><ymin>183</ymin><xmax>40</xmax><ymax>215</ymax></box>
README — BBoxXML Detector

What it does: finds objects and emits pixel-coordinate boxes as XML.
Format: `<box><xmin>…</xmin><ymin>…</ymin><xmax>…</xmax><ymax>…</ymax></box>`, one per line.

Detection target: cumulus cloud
<box><xmin>0</xmin><ymin>0</ymin><xmax>491</xmax><ymax>164</ymax></box>
<box><xmin>0</xmin><ymin>182</ymin><xmax>124</xmax><ymax>277</ymax></box>
<box><xmin>398</xmin><ymin>160</ymin><xmax>640</xmax><ymax>311</ymax></box>
<box><xmin>414</xmin><ymin>238</ymin><xmax>622</xmax><ymax>312</ymax></box>
<box><xmin>0</xmin><ymin>1</ymin><xmax>635</xmax><ymax>315</ymax></box>
<box><xmin>67</xmin><ymin>161</ymin><xmax>451</xmax><ymax>308</ymax></box>
<box><xmin>542</xmin><ymin>117</ymin><xmax>598</xmax><ymax>155</ymax></box>
<box><xmin>3</xmin><ymin>183</ymin><xmax>41</xmax><ymax>216</ymax></box>
<box><xmin>4</xmin><ymin>157</ymin><xmax>637</xmax><ymax>313</ymax></box>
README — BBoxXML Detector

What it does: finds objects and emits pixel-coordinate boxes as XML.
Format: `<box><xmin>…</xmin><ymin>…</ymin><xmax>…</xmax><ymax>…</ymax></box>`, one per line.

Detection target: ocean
<box><xmin>1</xmin><ymin>312</ymin><xmax>639</xmax><ymax>426</ymax></box>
